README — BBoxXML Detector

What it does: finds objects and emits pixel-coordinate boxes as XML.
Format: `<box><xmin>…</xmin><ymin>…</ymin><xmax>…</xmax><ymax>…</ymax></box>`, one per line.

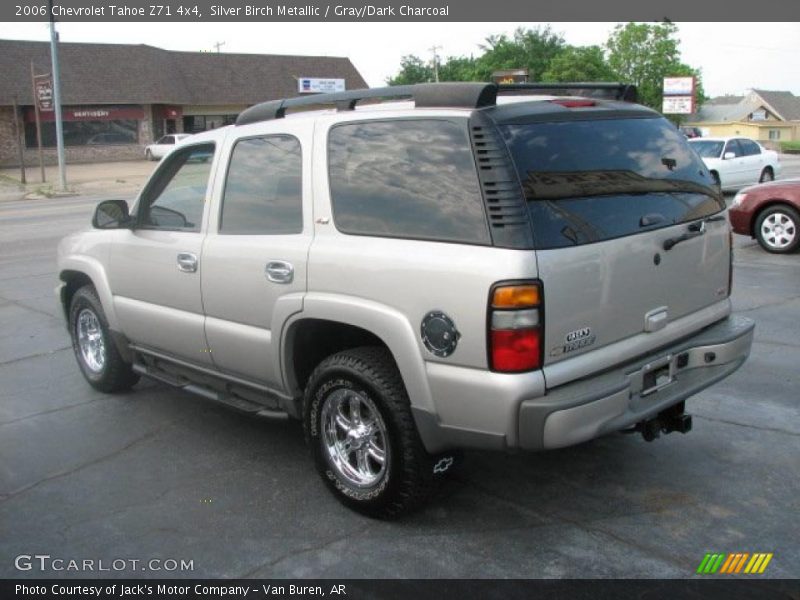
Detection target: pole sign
<box><xmin>35</xmin><ymin>76</ymin><xmax>54</xmax><ymax>111</ymax></box>
<box><xmin>298</xmin><ymin>77</ymin><xmax>346</xmax><ymax>94</ymax></box>
<box><xmin>662</xmin><ymin>76</ymin><xmax>695</xmax><ymax>115</ymax></box>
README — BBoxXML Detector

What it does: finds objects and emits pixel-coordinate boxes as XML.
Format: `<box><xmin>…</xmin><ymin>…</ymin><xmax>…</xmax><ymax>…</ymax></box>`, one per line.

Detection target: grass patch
<box><xmin>780</xmin><ymin>141</ymin><xmax>800</xmax><ymax>153</ymax></box>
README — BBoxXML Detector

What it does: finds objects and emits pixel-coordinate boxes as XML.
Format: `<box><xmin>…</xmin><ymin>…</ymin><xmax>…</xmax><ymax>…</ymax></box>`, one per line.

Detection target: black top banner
<box><xmin>4</xmin><ymin>0</ymin><xmax>799</xmax><ymax>22</ymax></box>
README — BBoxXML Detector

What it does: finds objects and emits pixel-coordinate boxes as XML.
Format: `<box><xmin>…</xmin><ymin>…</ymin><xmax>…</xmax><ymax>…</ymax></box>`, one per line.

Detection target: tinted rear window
<box><xmin>501</xmin><ymin>117</ymin><xmax>724</xmax><ymax>249</ymax></box>
<box><xmin>328</xmin><ymin>119</ymin><xmax>490</xmax><ymax>244</ymax></box>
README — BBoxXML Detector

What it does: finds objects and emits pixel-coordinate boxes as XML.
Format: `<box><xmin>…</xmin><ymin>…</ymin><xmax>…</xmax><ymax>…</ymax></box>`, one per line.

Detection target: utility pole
<box><xmin>213</xmin><ymin>41</ymin><xmax>226</xmax><ymax>53</ymax></box>
<box><xmin>48</xmin><ymin>0</ymin><xmax>67</xmax><ymax>191</ymax></box>
<box><xmin>429</xmin><ymin>45</ymin><xmax>441</xmax><ymax>82</ymax></box>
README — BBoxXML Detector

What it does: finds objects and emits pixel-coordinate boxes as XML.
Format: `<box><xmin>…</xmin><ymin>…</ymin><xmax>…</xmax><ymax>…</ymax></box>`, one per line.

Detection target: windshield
<box><xmin>501</xmin><ymin>116</ymin><xmax>724</xmax><ymax>249</ymax></box>
<box><xmin>689</xmin><ymin>140</ymin><xmax>724</xmax><ymax>158</ymax></box>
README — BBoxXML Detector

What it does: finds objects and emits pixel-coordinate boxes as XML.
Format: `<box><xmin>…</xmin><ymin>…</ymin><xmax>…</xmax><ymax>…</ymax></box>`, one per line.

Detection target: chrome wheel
<box><xmin>321</xmin><ymin>388</ymin><xmax>389</xmax><ymax>488</ymax></box>
<box><xmin>760</xmin><ymin>211</ymin><xmax>796</xmax><ymax>250</ymax></box>
<box><xmin>76</xmin><ymin>308</ymin><xmax>105</xmax><ymax>373</ymax></box>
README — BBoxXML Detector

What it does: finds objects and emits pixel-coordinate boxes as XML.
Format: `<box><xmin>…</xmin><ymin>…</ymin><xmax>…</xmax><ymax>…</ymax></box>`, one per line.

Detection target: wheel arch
<box><xmin>281</xmin><ymin>294</ymin><xmax>436</xmax><ymax>417</ymax></box>
<box><xmin>58</xmin><ymin>256</ymin><xmax>120</xmax><ymax>331</ymax></box>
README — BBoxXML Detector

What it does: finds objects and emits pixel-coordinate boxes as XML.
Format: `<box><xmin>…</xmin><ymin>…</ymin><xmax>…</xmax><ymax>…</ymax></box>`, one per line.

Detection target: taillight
<box><xmin>489</xmin><ymin>282</ymin><xmax>543</xmax><ymax>372</ymax></box>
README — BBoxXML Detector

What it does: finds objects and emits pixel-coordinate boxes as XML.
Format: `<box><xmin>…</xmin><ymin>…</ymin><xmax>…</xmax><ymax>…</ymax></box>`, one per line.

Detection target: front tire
<box><xmin>755</xmin><ymin>205</ymin><xmax>800</xmax><ymax>253</ymax></box>
<box><xmin>145</xmin><ymin>149</ymin><xmax>154</xmax><ymax>161</ymax></box>
<box><xmin>303</xmin><ymin>347</ymin><xmax>439</xmax><ymax>518</ymax></box>
<box><xmin>69</xmin><ymin>285</ymin><xmax>139</xmax><ymax>392</ymax></box>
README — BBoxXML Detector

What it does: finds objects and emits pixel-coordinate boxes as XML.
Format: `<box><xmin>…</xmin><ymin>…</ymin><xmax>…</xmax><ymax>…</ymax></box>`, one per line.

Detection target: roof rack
<box><xmin>235</xmin><ymin>81</ymin><xmax>637</xmax><ymax>126</ymax></box>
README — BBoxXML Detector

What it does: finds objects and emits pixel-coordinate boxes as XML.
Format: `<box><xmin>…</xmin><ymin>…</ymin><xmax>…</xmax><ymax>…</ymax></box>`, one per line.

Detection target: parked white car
<box><xmin>144</xmin><ymin>134</ymin><xmax>192</xmax><ymax>161</ymax></box>
<box><xmin>689</xmin><ymin>137</ymin><xmax>780</xmax><ymax>191</ymax></box>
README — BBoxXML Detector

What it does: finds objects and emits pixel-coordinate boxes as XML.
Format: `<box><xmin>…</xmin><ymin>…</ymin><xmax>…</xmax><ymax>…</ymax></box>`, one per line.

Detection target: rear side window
<box><xmin>724</xmin><ymin>139</ymin><xmax>744</xmax><ymax>157</ymax></box>
<box><xmin>328</xmin><ymin>119</ymin><xmax>490</xmax><ymax>244</ymax></box>
<box><xmin>220</xmin><ymin>135</ymin><xmax>303</xmax><ymax>235</ymax></box>
<box><xmin>501</xmin><ymin>117</ymin><xmax>724</xmax><ymax>249</ymax></box>
<box><xmin>739</xmin><ymin>139</ymin><xmax>761</xmax><ymax>156</ymax></box>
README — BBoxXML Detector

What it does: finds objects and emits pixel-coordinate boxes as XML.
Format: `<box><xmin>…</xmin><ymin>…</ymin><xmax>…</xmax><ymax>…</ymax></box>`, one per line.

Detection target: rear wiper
<box><xmin>663</xmin><ymin>215</ymin><xmax>726</xmax><ymax>251</ymax></box>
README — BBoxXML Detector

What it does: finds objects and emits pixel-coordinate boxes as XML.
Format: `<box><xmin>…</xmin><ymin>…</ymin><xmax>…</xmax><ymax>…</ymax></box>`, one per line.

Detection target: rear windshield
<box><xmin>690</xmin><ymin>140</ymin><xmax>724</xmax><ymax>158</ymax></box>
<box><xmin>501</xmin><ymin>117</ymin><xmax>724</xmax><ymax>249</ymax></box>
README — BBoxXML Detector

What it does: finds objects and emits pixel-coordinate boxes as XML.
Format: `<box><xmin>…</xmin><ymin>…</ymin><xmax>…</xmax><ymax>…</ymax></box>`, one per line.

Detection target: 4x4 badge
<box><xmin>551</xmin><ymin>327</ymin><xmax>596</xmax><ymax>357</ymax></box>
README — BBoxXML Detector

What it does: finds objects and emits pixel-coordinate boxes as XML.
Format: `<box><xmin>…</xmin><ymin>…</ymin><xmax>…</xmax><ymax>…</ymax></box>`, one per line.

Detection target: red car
<box><xmin>729</xmin><ymin>179</ymin><xmax>800</xmax><ymax>253</ymax></box>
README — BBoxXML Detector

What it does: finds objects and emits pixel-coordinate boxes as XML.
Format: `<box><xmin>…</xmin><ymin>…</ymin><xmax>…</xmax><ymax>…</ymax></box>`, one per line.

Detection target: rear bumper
<box><xmin>413</xmin><ymin>314</ymin><xmax>754</xmax><ymax>453</ymax></box>
<box><xmin>518</xmin><ymin>314</ymin><xmax>754</xmax><ymax>450</ymax></box>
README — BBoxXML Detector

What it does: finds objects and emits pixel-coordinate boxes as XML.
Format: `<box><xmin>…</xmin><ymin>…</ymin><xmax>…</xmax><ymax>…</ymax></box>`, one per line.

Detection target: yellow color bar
<box><xmin>758</xmin><ymin>553</ymin><xmax>773</xmax><ymax>573</ymax></box>
<box><xmin>744</xmin><ymin>554</ymin><xmax>760</xmax><ymax>574</ymax></box>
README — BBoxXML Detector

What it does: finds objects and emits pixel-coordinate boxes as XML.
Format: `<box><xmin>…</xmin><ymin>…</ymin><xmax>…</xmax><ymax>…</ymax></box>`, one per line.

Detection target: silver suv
<box><xmin>57</xmin><ymin>83</ymin><xmax>755</xmax><ymax>517</ymax></box>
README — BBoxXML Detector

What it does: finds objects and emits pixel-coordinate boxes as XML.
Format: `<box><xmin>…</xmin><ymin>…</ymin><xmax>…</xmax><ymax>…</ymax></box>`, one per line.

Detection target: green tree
<box><xmin>606</xmin><ymin>22</ymin><xmax>705</xmax><ymax>114</ymax></box>
<box><xmin>541</xmin><ymin>46</ymin><xmax>616</xmax><ymax>82</ymax></box>
<box><xmin>472</xmin><ymin>26</ymin><xmax>565</xmax><ymax>81</ymax></box>
<box><xmin>387</xmin><ymin>55</ymin><xmax>433</xmax><ymax>85</ymax></box>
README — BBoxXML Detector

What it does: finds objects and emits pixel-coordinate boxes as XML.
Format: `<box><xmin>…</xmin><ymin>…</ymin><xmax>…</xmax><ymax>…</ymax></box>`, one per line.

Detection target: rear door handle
<box><xmin>177</xmin><ymin>252</ymin><xmax>198</xmax><ymax>273</ymax></box>
<box><xmin>265</xmin><ymin>261</ymin><xmax>294</xmax><ymax>284</ymax></box>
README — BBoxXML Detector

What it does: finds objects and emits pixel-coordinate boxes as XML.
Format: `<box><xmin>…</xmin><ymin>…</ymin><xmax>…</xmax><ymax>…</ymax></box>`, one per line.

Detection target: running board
<box><xmin>131</xmin><ymin>359</ymin><xmax>290</xmax><ymax>420</ymax></box>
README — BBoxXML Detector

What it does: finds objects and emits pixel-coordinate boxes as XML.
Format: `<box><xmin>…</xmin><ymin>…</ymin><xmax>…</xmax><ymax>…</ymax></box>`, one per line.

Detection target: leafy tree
<box><xmin>472</xmin><ymin>26</ymin><xmax>565</xmax><ymax>81</ymax></box>
<box><xmin>606</xmin><ymin>22</ymin><xmax>705</xmax><ymax>114</ymax></box>
<box><xmin>387</xmin><ymin>55</ymin><xmax>434</xmax><ymax>85</ymax></box>
<box><xmin>541</xmin><ymin>46</ymin><xmax>616</xmax><ymax>83</ymax></box>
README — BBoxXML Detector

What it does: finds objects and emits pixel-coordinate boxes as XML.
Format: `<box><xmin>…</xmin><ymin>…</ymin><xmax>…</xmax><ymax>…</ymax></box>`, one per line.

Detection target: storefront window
<box><xmin>25</xmin><ymin>119</ymin><xmax>138</xmax><ymax>148</ymax></box>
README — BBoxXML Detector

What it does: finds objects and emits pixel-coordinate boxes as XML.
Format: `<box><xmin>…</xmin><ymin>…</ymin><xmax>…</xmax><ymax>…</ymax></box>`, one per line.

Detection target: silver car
<box><xmin>57</xmin><ymin>83</ymin><xmax>754</xmax><ymax>517</ymax></box>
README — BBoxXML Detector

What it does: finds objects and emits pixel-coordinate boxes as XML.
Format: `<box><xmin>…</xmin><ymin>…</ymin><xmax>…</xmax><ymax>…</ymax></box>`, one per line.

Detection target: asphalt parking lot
<box><xmin>0</xmin><ymin>186</ymin><xmax>798</xmax><ymax>579</ymax></box>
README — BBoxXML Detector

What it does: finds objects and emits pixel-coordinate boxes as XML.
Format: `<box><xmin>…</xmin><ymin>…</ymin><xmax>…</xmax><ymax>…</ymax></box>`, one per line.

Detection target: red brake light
<box><xmin>550</xmin><ymin>99</ymin><xmax>595</xmax><ymax>108</ymax></box>
<box><xmin>489</xmin><ymin>282</ymin><xmax>543</xmax><ymax>373</ymax></box>
<box><xmin>491</xmin><ymin>329</ymin><xmax>541</xmax><ymax>372</ymax></box>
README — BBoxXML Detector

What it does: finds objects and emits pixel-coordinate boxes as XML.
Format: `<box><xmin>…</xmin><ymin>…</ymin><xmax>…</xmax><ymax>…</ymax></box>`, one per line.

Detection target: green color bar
<box><xmin>710</xmin><ymin>554</ymin><xmax>726</xmax><ymax>573</ymax></box>
<box><xmin>697</xmin><ymin>554</ymin><xmax>713</xmax><ymax>574</ymax></box>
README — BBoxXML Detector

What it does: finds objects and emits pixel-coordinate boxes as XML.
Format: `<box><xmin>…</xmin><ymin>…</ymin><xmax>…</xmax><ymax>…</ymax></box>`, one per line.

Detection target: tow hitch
<box><xmin>631</xmin><ymin>402</ymin><xmax>693</xmax><ymax>442</ymax></box>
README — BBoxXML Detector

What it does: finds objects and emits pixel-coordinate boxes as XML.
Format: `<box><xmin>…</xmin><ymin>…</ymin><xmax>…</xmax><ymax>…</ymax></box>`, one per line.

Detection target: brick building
<box><xmin>0</xmin><ymin>39</ymin><xmax>367</xmax><ymax>166</ymax></box>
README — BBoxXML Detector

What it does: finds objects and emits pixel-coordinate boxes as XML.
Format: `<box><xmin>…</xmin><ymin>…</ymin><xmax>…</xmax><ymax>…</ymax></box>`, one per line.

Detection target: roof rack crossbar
<box><xmin>235</xmin><ymin>81</ymin><xmax>636</xmax><ymax>126</ymax></box>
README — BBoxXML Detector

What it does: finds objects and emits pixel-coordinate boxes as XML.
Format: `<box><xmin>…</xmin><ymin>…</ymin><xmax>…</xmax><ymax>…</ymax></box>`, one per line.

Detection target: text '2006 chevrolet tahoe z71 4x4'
<box><xmin>57</xmin><ymin>83</ymin><xmax>755</xmax><ymax>517</ymax></box>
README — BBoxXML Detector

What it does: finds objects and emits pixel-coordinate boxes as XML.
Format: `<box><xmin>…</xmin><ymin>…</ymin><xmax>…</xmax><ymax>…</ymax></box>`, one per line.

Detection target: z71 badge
<box><xmin>550</xmin><ymin>327</ymin><xmax>596</xmax><ymax>357</ymax></box>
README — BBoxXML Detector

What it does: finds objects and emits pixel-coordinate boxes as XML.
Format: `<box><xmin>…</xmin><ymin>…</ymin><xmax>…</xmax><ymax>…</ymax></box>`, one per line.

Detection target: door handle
<box><xmin>265</xmin><ymin>261</ymin><xmax>294</xmax><ymax>284</ymax></box>
<box><xmin>177</xmin><ymin>252</ymin><xmax>198</xmax><ymax>273</ymax></box>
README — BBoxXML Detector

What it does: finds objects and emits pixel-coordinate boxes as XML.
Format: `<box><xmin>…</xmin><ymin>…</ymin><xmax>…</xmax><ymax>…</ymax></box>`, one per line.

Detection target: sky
<box><xmin>1</xmin><ymin>21</ymin><xmax>798</xmax><ymax>97</ymax></box>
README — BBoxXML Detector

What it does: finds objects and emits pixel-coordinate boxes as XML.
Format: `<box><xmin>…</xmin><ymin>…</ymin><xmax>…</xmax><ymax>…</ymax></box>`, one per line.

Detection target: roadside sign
<box><xmin>662</xmin><ymin>96</ymin><xmax>694</xmax><ymax>114</ymax></box>
<box><xmin>663</xmin><ymin>77</ymin><xmax>695</xmax><ymax>96</ymax></box>
<box><xmin>298</xmin><ymin>78</ymin><xmax>345</xmax><ymax>94</ymax></box>
<box><xmin>35</xmin><ymin>76</ymin><xmax>53</xmax><ymax>111</ymax></box>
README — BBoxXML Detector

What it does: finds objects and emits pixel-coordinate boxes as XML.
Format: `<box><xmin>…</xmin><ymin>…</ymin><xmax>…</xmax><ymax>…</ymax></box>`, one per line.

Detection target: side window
<box><xmin>328</xmin><ymin>119</ymin><xmax>489</xmax><ymax>244</ymax></box>
<box><xmin>725</xmin><ymin>139</ymin><xmax>743</xmax><ymax>157</ymax></box>
<box><xmin>739</xmin><ymin>139</ymin><xmax>761</xmax><ymax>156</ymax></box>
<box><xmin>139</xmin><ymin>143</ymin><xmax>214</xmax><ymax>232</ymax></box>
<box><xmin>220</xmin><ymin>135</ymin><xmax>303</xmax><ymax>235</ymax></box>
<box><xmin>162</xmin><ymin>136</ymin><xmax>175</xmax><ymax>145</ymax></box>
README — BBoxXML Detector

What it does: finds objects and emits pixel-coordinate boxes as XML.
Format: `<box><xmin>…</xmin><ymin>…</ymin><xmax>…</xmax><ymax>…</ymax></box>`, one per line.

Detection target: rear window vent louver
<box><xmin>470</xmin><ymin>122</ymin><xmax>534</xmax><ymax>249</ymax></box>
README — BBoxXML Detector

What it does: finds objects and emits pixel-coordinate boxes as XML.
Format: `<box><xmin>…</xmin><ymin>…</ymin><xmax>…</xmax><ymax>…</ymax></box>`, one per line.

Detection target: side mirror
<box><xmin>93</xmin><ymin>199</ymin><xmax>131</xmax><ymax>229</ymax></box>
<box><xmin>723</xmin><ymin>152</ymin><xmax>736</xmax><ymax>160</ymax></box>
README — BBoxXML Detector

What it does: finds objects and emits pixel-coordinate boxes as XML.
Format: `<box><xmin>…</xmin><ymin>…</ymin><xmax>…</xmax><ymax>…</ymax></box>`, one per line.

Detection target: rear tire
<box><xmin>759</xmin><ymin>167</ymin><xmax>774</xmax><ymax>183</ymax></box>
<box><xmin>755</xmin><ymin>205</ymin><xmax>800</xmax><ymax>254</ymax></box>
<box><xmin>69</xmin><ymin>285</ymin><xmax>139</xmax><ymax>393</ymax></box>
<box><xmin>303</xmin><ymin>346</ymin><xmax>445</xmax><ymax>518</ymax></box>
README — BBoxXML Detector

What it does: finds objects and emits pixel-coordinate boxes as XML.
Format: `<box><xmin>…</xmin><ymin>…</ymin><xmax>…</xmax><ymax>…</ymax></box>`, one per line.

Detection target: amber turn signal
<box><xmin>492</xmin><ymin>284</ymin><xmax>540</xmax><ymax>308</ymax></box>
